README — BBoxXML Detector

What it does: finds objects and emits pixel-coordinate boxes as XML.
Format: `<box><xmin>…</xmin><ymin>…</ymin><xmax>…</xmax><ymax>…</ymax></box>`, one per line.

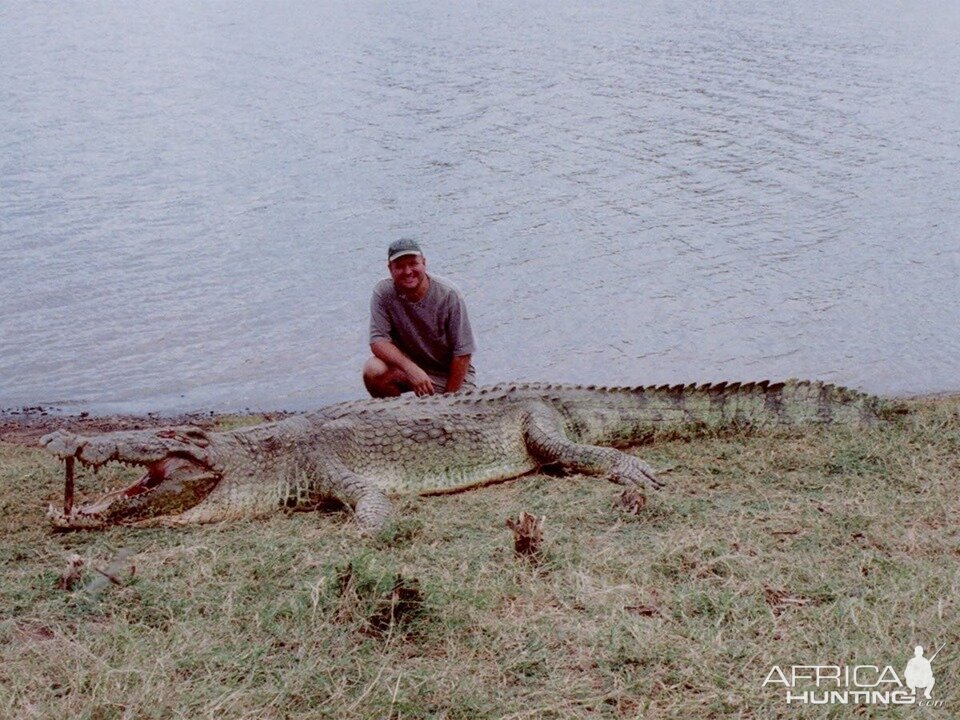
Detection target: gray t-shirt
<box><xmin>369</xmin><ymin>274</ymin><xmax>477</xmax><ymax>386</ymax></box>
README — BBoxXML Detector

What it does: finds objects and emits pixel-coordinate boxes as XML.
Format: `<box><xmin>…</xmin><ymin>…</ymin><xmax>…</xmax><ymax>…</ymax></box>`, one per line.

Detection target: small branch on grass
<box><xmin>624</xmin><ymin>604</ymin><xmax>660</xmax><ymax>617</ymax></box>
<box><xmin>505</xmin><ymin>511</ymin><xmax>545</xmax><ymax>562</ymax></box>
<box><xmin>764</xmin><ymin>585</ymin><xmax>808</xmax><ymax>616</ymax></box>
<box><xmin>83</xmin><ymin>548</ymin><xmax>134</xmax><ymax>597</ymax></box>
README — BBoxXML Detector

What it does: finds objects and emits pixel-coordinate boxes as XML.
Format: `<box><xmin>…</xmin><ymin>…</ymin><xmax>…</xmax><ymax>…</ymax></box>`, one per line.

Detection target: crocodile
<box><xmin>41</xmin><ymin>380</ymin><xmax>895</xmax><ymax>532</ymax></box>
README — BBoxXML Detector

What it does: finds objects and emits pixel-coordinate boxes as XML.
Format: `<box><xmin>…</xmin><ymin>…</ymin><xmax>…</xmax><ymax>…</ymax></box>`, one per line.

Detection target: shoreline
<box><xmin>2</xmin><ymin>390</ymin><xmax>958</xmax><ymax>448</ymax></box>
<box><xmin>0</xmin><ymin>407</ymin><xmax>294</xmax><ymax>447</ymax></box>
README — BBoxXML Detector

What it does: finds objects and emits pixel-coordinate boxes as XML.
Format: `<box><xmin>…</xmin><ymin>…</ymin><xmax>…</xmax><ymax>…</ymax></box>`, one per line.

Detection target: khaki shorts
<box><xmin>402</xmin><ymin>373</ymin><xmax>476</xmax><ymax>395</ymax></box>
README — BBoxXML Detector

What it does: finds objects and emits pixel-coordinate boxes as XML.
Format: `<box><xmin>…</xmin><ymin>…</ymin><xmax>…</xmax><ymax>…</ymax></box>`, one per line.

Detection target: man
<box><xmin>363</xmin><ymin>238</ymin><xmax>477</xmax><ymax>397</ymax></box>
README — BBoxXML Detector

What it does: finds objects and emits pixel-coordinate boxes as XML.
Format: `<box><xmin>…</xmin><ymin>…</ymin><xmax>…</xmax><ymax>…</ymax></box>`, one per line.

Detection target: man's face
<box><xmin>388</xmin><ymin>254</ymin><xmax>427</xmax><ymax>293</ymax></box>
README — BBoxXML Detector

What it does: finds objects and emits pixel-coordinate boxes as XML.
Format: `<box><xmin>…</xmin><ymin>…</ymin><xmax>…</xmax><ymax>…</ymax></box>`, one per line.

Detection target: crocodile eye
<box><xmin>156</xmin><ymin>427</ymin><xmax>210</xmax><ymax>447</ymax></box>
<box><xmin>180</xmin><ymin>428</ymin><xmax>210</xmax><ymax>447</ymax></box>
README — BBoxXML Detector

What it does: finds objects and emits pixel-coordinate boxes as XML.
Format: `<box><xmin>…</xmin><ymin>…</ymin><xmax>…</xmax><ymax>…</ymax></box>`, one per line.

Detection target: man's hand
<box><xmin>405</xmin><ymin>365</ymin><xmax>435</xmax><ymax>396</ymax></box>
<box><xmin>371</xmin><ymin>341</ymin><xmax>434</xmax><ymax>396</ymax></box>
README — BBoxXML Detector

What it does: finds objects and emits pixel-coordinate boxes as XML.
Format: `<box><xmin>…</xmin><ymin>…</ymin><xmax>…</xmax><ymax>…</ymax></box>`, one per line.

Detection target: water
<box><xmin>2</xmin><ymin>0</ymin><xmax>959</xmax><ymax>414</ymax></box>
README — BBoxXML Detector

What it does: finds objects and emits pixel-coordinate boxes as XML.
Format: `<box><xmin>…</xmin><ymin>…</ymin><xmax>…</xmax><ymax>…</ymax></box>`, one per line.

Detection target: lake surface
<box><xmin>2</xmin><ymin>0</ymin><xmax>959</xmax><ymax>414</ymax></box>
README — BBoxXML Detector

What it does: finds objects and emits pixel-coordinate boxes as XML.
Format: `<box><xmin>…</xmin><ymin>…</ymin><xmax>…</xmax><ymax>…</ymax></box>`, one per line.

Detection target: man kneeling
<box><xmin>363</xmin><ymin>238</ymin><xmax>477</xmax><ymax>397</ymax></box>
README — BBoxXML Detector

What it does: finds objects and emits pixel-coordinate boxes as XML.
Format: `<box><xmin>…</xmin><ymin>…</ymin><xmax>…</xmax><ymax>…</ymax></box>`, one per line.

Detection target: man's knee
<box><xmin>362</xmin><ymin>356</ymin><xmax>389</xmax><ymax>381</ymax></box>
<box><xmin>362</xmin><ymin>357</ymin><xmax>407</xmax><ymax>398</ymax></box>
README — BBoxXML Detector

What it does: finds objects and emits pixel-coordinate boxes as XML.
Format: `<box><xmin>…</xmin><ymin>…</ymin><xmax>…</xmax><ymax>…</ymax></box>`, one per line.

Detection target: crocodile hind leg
<box><xmin>523</xmin><ymin>403</ymin><xmax>664</xmax><ymax>490</ymax></box>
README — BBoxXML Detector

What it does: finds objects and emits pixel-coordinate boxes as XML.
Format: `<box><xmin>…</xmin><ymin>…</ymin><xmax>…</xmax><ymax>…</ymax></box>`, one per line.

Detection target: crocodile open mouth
<box><xmin>49</xmin><ymin>454</ymin><xmax>221</xmax><ymax>529</ymax></box>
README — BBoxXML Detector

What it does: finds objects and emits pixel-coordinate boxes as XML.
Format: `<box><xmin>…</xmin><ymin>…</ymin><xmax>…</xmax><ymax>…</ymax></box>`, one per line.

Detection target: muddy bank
<box><xmin>0</xmin><ymin>407</ymin><xmax>291</xmax><ymax>447</ymax></box>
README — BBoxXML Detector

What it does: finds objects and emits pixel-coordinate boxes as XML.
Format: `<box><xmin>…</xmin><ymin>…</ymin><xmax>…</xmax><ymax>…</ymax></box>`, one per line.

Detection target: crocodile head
<box><xmin>41</xmin><ymin>426</ymin><xmax>222</xmax><ymax>529</ymax></box>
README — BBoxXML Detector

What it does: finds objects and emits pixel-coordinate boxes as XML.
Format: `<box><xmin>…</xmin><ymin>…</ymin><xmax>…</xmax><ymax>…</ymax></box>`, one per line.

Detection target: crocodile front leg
<box><xmin>523</xmin><ymin>402</ymin><xmax>664</xmax><ymax>490</ymax></box>
<box><xmin>318</xmin><ymin>460</ymin><xmax>395</xmax><ymax>534</ymax></box>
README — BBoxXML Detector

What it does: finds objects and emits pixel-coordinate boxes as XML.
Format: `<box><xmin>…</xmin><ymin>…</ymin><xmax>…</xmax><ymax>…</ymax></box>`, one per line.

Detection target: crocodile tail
<box><xmin>551</xmin><ymin>379</ymin><xmax>896</xmax><ymax>445</ymax></box>
<box><xmin>649</xmin><ymin>379</ymin><xmax>896</xmax><ymax>427</ymax></box>
<box><xmin>690</xmin><ymin>379</ymin><xmax>890</xmax><ymax>427</ymax></box>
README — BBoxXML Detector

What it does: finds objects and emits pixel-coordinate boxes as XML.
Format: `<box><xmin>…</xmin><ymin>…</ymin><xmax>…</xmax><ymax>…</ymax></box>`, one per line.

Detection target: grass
<box><xmin>1</xmin><ymin>397</ymin><xmax>958</xmax><ymax>719</ymax></box>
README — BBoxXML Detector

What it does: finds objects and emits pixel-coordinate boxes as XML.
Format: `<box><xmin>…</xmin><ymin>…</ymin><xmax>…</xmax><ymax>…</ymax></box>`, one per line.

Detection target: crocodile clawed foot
<box><xmin>644</xmin><ymin>469</ymin><xmax>665</xmax><ymax>490</ymax></box>
<box><xmin>612</xmin><ymin>456</ymin><xmax>665</xmax><ymax>491</ymax></box>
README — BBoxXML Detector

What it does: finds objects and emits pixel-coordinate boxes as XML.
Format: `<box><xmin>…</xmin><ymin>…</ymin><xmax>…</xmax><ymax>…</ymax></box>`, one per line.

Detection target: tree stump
<box><xmin>617</xmin><ymin>488</ymin><xmax>647</xmax><ymax>515</ymax></box>
<box><xmin>505</xmin><ymin>511</ymin><xmax>545</xmax><ymax>562</ymax></box>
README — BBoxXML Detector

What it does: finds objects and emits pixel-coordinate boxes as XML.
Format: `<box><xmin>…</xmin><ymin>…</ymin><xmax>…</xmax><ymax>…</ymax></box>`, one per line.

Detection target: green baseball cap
<box><xmin>388</xmin><ymin>238</ymin><xmax>423</xmax><ymax>262</ymax></box>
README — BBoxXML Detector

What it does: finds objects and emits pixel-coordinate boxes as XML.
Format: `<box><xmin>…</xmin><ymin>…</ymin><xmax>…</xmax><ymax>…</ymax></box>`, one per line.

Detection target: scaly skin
<box><xmin>41</xmin><ymin>380</ymin><xmax>897</xmax><ymax>532</ymax></box>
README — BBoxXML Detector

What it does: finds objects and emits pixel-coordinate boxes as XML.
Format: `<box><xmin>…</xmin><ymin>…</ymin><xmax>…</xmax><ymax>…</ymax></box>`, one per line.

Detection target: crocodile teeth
<box><xmin>64</xmin><ymin>457</ymin><xmax>75</xmax><ymax>516</ymax></box>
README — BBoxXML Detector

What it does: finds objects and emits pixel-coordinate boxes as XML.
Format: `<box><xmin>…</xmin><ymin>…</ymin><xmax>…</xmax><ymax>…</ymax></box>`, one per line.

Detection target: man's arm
<box><xmin>371</xmin><ymin>340</ymin><xmax>435</xmax><ymax>396</ymax></box>
<box><xmin>442</xmin><ymin>286</ymin><xmax>476</xmax><ymax>394</ymax></box>
<box><xmin>445</xmin><ymin>354</ymin><xmax>472</xmax><ymax>393</ymax></box>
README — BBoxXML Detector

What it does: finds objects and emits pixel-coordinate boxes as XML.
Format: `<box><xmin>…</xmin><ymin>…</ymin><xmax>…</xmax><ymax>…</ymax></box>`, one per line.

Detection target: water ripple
<box><xmin>1</xmin><ymin>0</ymin><xmax>958</xmax><ymax>412</ymax></box>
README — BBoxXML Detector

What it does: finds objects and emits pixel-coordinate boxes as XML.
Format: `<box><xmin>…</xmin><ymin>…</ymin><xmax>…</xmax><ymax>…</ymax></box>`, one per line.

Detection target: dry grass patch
<box><xmin>1</xmin><ymin>398</ymin><xmax>958</xmax><ymax>718</ymax></box>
